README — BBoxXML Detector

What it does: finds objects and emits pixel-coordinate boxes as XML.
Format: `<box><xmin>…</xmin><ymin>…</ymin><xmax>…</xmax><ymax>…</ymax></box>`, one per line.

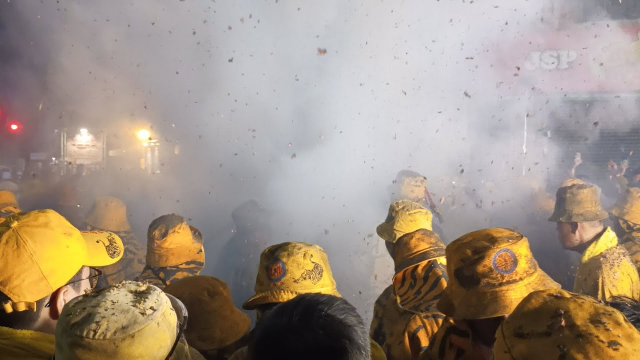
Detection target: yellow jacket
<box><xmin>0</xmin><ymin>326</ymin><xmax>54</xmax><ymax>360</ymax></box>
<box><xmin>229</xmin><ymin>338</ymin><xmax>387</xmax><ymax>360</ymax></box>
<box><xmin>618</xmin><ymin>219</ymin><xmax>640</xmax><ymax>273</ymax></box>
<box><xmin>99</xmin><ymin>230</ymin><xmax>146</xmax><ymax>284</ymax></box>
<box><xmin>574</xmin><ymin>227</ymin><xmax>640</xmax><ymax>301</ymax></box>
<box><xmin>370</xmin><ymin>260</ymin><xmax>447</xmax><ymax>360</ymax></box>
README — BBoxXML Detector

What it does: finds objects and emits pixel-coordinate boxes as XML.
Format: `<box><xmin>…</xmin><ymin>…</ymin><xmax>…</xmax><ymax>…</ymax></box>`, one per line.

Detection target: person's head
<box><xmin>248</xmin><ymin>294</ymin><xmax>370</xmax><ymax>360</ymax></box>
<box><xmin>146</xmin><ymin>213</ymin><xmax>205</xmax><ymax>269</ymax></box>
<box><xmin>242</xmin><ymin>242</ymin><xmax>340</xmax><ymax>316</ymax></box>
<box><xmin>390</xmin><ymin>170</ymin><xmax>428</xmax><ymax>204</ymax></box>
<box><xmin>0</xmin><ymin>190</ymin><xmax>20</xmax><ymax>223</ymax></box>
<box><xmin>377</xmin><ymin>200</ymin><xmax>433</xmax><ymax>257</ymax></box>
<box><xmin>607</xmin><ymin>296</ymin><xmax>640</xmax><ymax>331</ymax></box>
<box><xmin>549</xmin><ymin>184</ymin><xmax>609</xmax><ymax>251</ymax></box>
<box><xmin>610</xmin><ymin>187</ymin><xmax>640</xmax><ymax>237</ymax></box>
<box><xmin>163</xmin><ymin>276</ymin><xmax>250</xmax><ymax>357</ymax></box>
<box><xmin>231</xmin><ymin>200</ymin><xmax>270</xmax><ymax>234</ymax></box>
<box><xmin>390</xmin><ymin>228</ymin><xmax>445</xmax><ymax>274</ymax></box>
<box><xmin>0</xmin><ymin>210</ymin><xmax>124</xmax><ymax>334</ymax></box>
<box><xmin>55</xmin><ymin>281</ymin><xmax>185</xmax><ymax>360</ymax></box>
<box><xmin>493</xmin><ymin>289</ymin><xmax>640</xmax><ymax>359</ymax></box>
<box><xmin>438</xmin><ymin>228</ymin><xmax>560</xmax><ymax>343</ymax></box>
<box><xmin>85</xmin><ymin>196</ymin><xmax>132</xmax><ymax>232</ymax></box>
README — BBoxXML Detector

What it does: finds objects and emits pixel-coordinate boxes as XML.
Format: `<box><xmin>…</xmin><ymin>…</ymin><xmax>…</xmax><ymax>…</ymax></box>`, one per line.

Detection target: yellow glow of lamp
<box><xmin>137</xmin><ymin>129</ymin><xmax>151</xmax><ymax>141</ymax></box>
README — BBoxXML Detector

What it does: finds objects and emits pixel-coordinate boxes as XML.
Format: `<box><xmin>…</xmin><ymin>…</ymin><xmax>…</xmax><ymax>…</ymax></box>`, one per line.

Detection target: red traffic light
<box><xmin>8</xmin><ymin>122</ymin><xmax>20</xmax><ymax>132</ymax></box>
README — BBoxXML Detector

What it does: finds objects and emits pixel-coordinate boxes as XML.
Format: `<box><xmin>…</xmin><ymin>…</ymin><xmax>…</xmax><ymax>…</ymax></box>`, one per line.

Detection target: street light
<box><xmin>137</xmin><ymin>129</ymin><xmax>151</xmax><ymax>141</ymax></box>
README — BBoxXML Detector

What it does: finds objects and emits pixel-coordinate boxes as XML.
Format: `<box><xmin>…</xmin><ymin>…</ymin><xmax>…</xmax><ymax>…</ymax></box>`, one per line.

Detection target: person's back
<box><xmin>248</xmin><ymin>294</ymin><xmax>370</xmax><ymax>360</ymax></box>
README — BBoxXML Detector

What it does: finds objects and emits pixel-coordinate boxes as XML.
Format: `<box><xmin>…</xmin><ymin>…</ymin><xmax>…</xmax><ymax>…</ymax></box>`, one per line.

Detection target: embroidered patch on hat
<box><xmin>266</xmin><ymin>259</ymin><xmax>286</xmax><ymax>283</ymax></box>
<box><xmin>293</xmin><ymin>255</ymin><xmax>324</xmax><ymax>284</ymax></box>
<box><xmin>95</xmin><ymin>233</ymin><xmax>122</xmax><ymax>259</ymax></box>
<box><xmin>492</xmin><ymin>248</ymin><xmax>518</xmax><ymax>275</ymax></box>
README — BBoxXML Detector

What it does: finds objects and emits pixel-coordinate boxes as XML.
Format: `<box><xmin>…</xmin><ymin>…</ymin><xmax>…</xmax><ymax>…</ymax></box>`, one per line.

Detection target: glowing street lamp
<box><xmin>137</xmin><ymin>129</ymin><xmax>151</xmax><ymax>141</ymax></box>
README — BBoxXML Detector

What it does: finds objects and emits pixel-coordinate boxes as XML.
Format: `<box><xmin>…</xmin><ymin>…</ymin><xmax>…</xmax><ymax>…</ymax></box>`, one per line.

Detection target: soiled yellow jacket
<box><xmin>99</xmin><ymin>230</ymin><xmax>146</xmax><ymax>284</ymax></box>
<box><xmin>618</xmin><ymin>219</ymin><xmax>640</xmax><ymax>273</ymax></box>
<box><xmin>229</xmin><ymin>338</ymin><xmax>387</xmax><ymax>360</ymax></box>
<box><xmin>0</xmin><ymin>326</ymin><xmax>54</xmax><ymax>360</ymax></box>
<box><xmin>574</xmin><ymin>227</ymin><xmax>640</xmax><ymax>302</ymax></box>
<box><xmin>370</xmin><ymin>260</ymin><xmax>448</xmax><ymax>360</ymax></box>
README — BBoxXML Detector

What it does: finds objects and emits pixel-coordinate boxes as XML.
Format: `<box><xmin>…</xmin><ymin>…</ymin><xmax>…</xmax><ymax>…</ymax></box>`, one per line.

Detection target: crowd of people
<box><xmin>1</xmin><ymin>167</ymin><xmax>640</xmax><ymax>360</ymax></box>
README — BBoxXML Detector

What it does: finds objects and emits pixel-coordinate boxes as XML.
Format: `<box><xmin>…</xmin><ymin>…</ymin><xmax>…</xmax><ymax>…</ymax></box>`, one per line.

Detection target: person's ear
<box><xmin>49</xmin><ymin>285</ymin><xmax>72</xmax><ymax>320</ymax></box>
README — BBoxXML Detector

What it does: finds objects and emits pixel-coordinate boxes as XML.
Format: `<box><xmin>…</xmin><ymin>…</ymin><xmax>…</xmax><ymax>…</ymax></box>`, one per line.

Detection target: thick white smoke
<box><xmin>2</xmin><ymin>0</ymin><xmax>638</xmax><ymax>320</ymax></box>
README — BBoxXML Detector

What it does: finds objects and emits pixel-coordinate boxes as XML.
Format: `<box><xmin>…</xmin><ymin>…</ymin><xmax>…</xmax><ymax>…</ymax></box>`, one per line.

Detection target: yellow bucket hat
<box><xmin>0</xmin><ymin>190</ymin><xmax>18</xmax><ymax>210</ymax></box>
<box><xmin>164</xmin><ymin>276</ymin><xmax>250</xmax><ymax>352</ymax></box>
<box><xmin>0</xmin><ymin>210</ymin><xmax>124</xmax><ymax>313</ymax></box>
<box><xmin>243</xmin><ymin>242</ymin><xmax>340</xmax><ymax>310</ymax></box>
<box><xmin>392</xmin><ymin>170</ymin><xmax>428</xmax><ymax>203</ymax></box>
<box><xmin>55</xmin><ymin>281</ymin><xmax>178</xmax><ymax>360</ymax></box>
<box><xmin>377</xmin><ymin>200</ymin><xmax>433</xmax><ymax>243</ymax></box>
<box><xmin>549</xmin><ymin>184</ymin><xmax>608</xmax><ymax>223</ymax></box>
<box><xmin>493</xmin><ymin>289</ymin><xmax>640</xmax><ymax>360</ymax></box>
<box><xmin>610</xmin><ymin>187</ymin><xmax>640</xmax><ymax>225</ymax></box>
<box><xmin>146</xmin><ymin>214</ymin><xmax>204</xmax><ymax>267</ymax></box>
<box><xmin>437</xmin><ymin>228</ymin><xmax>560</xmax><ymax>319</ymax></box>
<box><xmin>561</xmin><ymin>177</ymin><xmax>586</xmax><ymax>187</ymax></box>
<box><xmin>85</xmin><ymin>196</ymin><xmax>132</xmax><ymax>232</ymax></box>
<box><xmin>392</xmin><ymin>228</ymin><xmax>445</xmax><ymax>274</ymax></box>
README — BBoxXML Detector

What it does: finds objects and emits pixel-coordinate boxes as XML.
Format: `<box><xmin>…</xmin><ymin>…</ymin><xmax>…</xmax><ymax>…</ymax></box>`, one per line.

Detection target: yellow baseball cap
<box><xmin>493</xmin><ymin>289</ymin><xmax>640</xmax><ymax>360</ymax></box>
<box><xmin>610</xmin><ymin>187</ymin><xmax>640</xmax><ymax>225</ymax></box>
<box><xmin>0</xmin><ymin>210</ymin><xmax>124</xmax><ymax>313</ymax></box>
<box><xmin>377</xmin><ymin>200</ymin><xmax>433</xmax><ymax>243</ymax></box>
<box><xmin>164</xmin><ymin>276</ymin><xmax>250</xmax><ymax>352</ymax></box>
<box><xmin>437</xmin><ymin>228</ymin><xmax>560</xmax><ymax>319</ymax></box>
<box><xmin>55</xmin><ymin>281</ymin><xmax>178</xmax><ymax>360</ymax></box>
<box><xmin>549</xmin><ymin>184</ymin><xmax>608</xmax><ymax>223</ymax></box>
<box><xmin>146</xmin><ymin>214</ymin><xmax>204</xmax><ymax>267</ymax></box>
<box><xmin>85</xmin><ymin>196</ymin><xmax>132</xmax><ymax>232</ymax></box>
<box><xmin>243</xmin><ymin>242</ymin><xmax>340</xmax><ymax>310</ymax></box>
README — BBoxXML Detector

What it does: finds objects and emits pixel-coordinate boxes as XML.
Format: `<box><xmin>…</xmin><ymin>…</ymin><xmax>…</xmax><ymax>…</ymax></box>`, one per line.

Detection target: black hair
<box><xmin>248</xmin><ymin>294</ymin><xmax>370</xmax><ymax>360</ymax></box>
<box><xmin>0</xmin><ymin>267</ymin><xmax>86</xmax><ymax>330</ymax></box>
<box><xmin>607</xmin><ymin>297</ymin><xmax>640</xmax><ymax>331</ymax></box>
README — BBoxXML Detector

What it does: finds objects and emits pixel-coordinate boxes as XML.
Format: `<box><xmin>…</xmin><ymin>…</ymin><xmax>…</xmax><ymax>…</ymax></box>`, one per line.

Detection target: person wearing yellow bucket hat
<box><xmin>493</xmin><ymin>289</ymin><xmax>640</xmax><ymax>360</ymax></box>
<box><xmin>0</xmin><ymin>190</ymin><xmax>20</xmax><ymax>225</ymax></box>
<box><xmin>0</xmin><ymin>209</ymin><xmax>124</xmax><ymax>360</ymax></box>
<box><xmin>423</xmin><ymin>228</ymin><xmax>560</xmax><ymax>360</ymax></box>
<box><xmin>229</xmin><ymin>242</ymin><xmax>387</xmax><ymax>360</ymax></box>
<box><xmin>54</xmin><ymin>281</ymin><xmax>204</xmax><ymax>360</ymax></box>
<box><xmin>610</xmin><ymin>187</ymin><xmax>640</xmax><ymax>272</ymax></box>
<box><xmin>137</xmin><ymin>214</ymin><xmax>205</xmax><ymax>288</ymax></box>
<box><xmin>164</xmin><ymin>276</ymin><xmax>251</xmax><ymax>360</ymax></box>
<box><xmin>84</xmin><ymin>196</ymin><xmax>146</xmax><ymax>285</ymax></box>
<box><xmin>550</xmin><ymin>183</ymin><xmax>640</xmax><ymax>301</ymax></box>
<box><xmin>370</xmin><ymin>229</ymin><xmax>447</xmax><ymax>360</ymax></box>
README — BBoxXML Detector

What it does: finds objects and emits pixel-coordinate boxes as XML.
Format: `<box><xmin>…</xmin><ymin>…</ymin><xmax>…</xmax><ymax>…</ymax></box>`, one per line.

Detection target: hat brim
<box><xmin>376</xmin><ymin>222</ymin><xmax>402</xmax><ymax>243</ymax></box>
<box><xmin>437</xmin><ymin>270</ymin><xmax>560</xmax><ymax>319</ymax></box>
<box><xmin>548</xmin><ymin>208</ymin><xmax>609</xmax><ymax>223</ymax></box>
<box><xmin>243</xmin><ymin>288</ymin><xmax>342</xmax><ymax>310</ymax></box>
<box><xmin>80</xmin><ymin>231</ymin><xmax>125</xmax><ymax>267</ymax></box>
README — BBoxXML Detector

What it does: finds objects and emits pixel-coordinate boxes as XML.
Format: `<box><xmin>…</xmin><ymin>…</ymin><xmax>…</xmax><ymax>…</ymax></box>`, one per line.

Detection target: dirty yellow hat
<box><xmin>377</xmin><ymin>200</ymin><xmax>433</xmax><ymax>243</ymax></box>
<box><xmin>391</xmin><ymin>170</ymin><xmax>428</xmax><ymax>203</ymax></box>
<box><xmin>392</xmin><ymin>228</ymin><xmax>445</xmax><ymax>274</ymax></box>
<box><xmin>549</xmin><ymin>184</ymin><xmax>608</xmax><ymax>223</ymax></box>
<box><xmin>55</xmin><ymin>281</ymin><xmax>178</xmax><ymax>360</ymax></box>
<box><xmin>437</xmin><ymin>228</ymin><xmax>560</xmax><ymax>320</ymax></box>
<box><xmin>493</xmin><ymin>289</ymin><xmax>640</xmax><ymax>360</ymax></box>
<box><xmin>561</xmin><ymin>177</ymin><xmax>586</xmax><ymax>187</ymax></box>
<box><xmin>610</xmin><ymin>187</ymin><xmax>640</xmax><ymax>225</ymax></box>
<box><xmin>0</xmin><ymin>210</ymin><xmax>124</xmax><ymax>313</ymax></box>
<box><xmin>243</xmin><ymin>242</ymin><xmax>340</xmax><ymax>310</ymax></box>
<box><xmin>146</xmin><ymin>214</ymin><xmax>204</xmax><ymax>267</ymax></box>
<box><xmin>164</xmin><ymin>276</ymin><xmax>250</xmax><ymax>352</ymax></box>
<box><xmin>0</xmin><ymin>190</ymin><xmax>19</xmax><ymax>211</ymax></box>
<box><xmin>85</xmin><ymin>196</ymin><xmax>132</xmax><ymax>232</ymax></box>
